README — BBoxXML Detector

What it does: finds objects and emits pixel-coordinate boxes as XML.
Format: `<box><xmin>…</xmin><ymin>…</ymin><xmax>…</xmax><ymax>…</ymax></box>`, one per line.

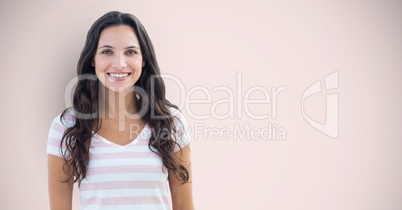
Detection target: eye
<box><xmin>126</xmin><ymin>50</ymin><xmax>137</xmax><ymax>55</ymax></box>
<box><xmin>101</xmin><ymin>49</ymin><xmax>113</xmax><ymax>54</ymax></box>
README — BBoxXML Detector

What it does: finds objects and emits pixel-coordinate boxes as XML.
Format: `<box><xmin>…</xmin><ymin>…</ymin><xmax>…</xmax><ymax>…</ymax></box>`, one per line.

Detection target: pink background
<box><xmin>0</xmin><ymin>0</ymin><xmax>401</xmax><ymax>209</ymax></box>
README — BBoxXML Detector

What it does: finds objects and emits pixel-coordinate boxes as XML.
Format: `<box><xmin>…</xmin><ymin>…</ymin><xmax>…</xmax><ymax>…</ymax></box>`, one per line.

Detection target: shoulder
<box><xmin>50</xmin><ymin>108</ymin><xmax>76</xmax><ymax>129</ymax></box>
<box><xmin>167</xmin><ymin>106</ymin><xmax>191</xmax><ymax>151</ymax></box>
<box><xmin>167</xmin><ymin>106</ymin><xmax>188</xmax><ymax>126</ymax></box>
<box><xmin>168</xmin><ymin>106</ymin><xmax>182</xmax><ymax>118</ymax></box>
<box><xmin>166</xmin><ymin>106</ymin><xmax>190</xmax><ymax>133</ymax></box>
<box><xmin>47</xmin><ymin>109</ymin><xmax>76</xmax><ymax>157</ymax></box>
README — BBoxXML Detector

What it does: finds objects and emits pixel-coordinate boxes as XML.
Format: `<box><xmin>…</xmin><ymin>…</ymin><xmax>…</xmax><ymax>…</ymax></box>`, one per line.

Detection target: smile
<box><xmin>107</xmin><ymin>73</ymin><xmax>132</xmax><ymax>78</ymax></box>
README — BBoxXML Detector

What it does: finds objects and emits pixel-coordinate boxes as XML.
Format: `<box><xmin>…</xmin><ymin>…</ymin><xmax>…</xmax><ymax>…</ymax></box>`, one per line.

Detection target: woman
<box><xmin>47</xmin><ymin>11</ymin><xmax>194</xmax><ymax>210</ymax></box>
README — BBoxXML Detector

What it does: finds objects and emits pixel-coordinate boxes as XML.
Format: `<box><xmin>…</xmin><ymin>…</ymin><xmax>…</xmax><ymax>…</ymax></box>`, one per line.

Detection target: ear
<box><xmin>142</xmin><ymin>60</ymin><xmax>145</xmax><ymax>67</ymax></box>
<box><xmin>91</xmin><ymin>60</ymin><xmax>95</xmax><ymax>67</ymax></box>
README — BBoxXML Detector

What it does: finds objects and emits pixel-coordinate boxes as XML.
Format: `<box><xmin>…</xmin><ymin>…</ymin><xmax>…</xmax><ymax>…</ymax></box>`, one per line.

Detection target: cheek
<box><xmin>93</xmin><ymin>59</ymin><xmax>108</xmax><ymax>82</ymax></box>
<box><xmin>129</xmin><ymin>58</ymin><xmax>143</xmax><ymax>70</ymax></box>
<box><xmin>94</xmin><ymin>61</ymin><xmax>111</xmax><ymax>82</ymax></box>
<box><xmin>94</xmin><ymin>59</ymin><xmax>109</xmax><ymax>71</ymax></box>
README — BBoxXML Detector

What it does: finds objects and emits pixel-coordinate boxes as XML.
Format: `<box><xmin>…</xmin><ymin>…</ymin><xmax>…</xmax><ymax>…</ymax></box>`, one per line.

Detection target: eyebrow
<box><xmin>98</xmin><ymin>45</ymin><xmax>140</xmax><ymax>49</ymax></box>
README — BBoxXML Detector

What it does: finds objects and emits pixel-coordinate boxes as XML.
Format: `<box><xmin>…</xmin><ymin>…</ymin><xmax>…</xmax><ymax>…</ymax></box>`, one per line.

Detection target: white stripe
<box><xmin>88</xmin><ymin>158</ymin><xmax>163</xmax><ymax>168</ymax></box>
<box><xmin>47</xmin><ymin>145</ymin><xmax>67</xmax><ymax>157</ymax></box>
<box><xmin>89</xmin><ymin>145</ymin><xmax>156</xmax><ymax>154</ymax></box>
<box><xmin>47</xmin><ymin>149</ymin><xmax>63</xmax><ymax>157</ymax></box>
<box><xmin>80</xmin><ymin>188</ymin><xmax>169</xmax><ymax>198</ymax></box>
<box><xmin>84</xmin><ymin>173</ymin><xmax>168</xmax><ymax>183</ymax></box>
<box><xmin>80</xmin><ymin>203</ymin><xmax>171</xmax><ymax>210</ymax></box>
<box><xmin>48</xmin><ymin>129</ymin><xmax>64</xmax><ymax>140</ymax></box>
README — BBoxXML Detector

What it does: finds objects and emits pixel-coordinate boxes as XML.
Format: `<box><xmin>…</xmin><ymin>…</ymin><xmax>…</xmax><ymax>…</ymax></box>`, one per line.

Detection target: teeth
<box><xmin>108</xmin><ymin>73</ymin><xmax>129</xmax><ymax>78</ymax></box>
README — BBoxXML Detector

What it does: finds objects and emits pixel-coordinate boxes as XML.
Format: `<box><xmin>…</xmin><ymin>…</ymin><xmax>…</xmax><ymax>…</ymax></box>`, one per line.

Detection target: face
<box><xmin>93</xmin><ymin>25</ymin><xmax>144</xmax><ymax>92</ymax></box>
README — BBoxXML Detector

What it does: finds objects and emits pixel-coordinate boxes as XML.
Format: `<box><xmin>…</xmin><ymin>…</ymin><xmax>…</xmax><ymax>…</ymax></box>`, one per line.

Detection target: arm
<box><xmin>168</xmin><ymin>143</ymin><xmax>195</xmax><ymax>210</ymax></box>
<box><xmin>48</xmin><ymin>154</ymin><xmax>73</xmax><ymax>210</ymax></box>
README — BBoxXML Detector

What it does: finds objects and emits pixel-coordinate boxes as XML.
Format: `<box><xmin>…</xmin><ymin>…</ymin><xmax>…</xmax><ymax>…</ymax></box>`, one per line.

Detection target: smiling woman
<box><xmin>47</xmin><ymin>11</ymin><xmax>194</xmax><ymax>210</ymax></box>
<box><xmin>93</xmin><ymin>25</ymin><xmax>144</xmax><ymax>92</ymax></box>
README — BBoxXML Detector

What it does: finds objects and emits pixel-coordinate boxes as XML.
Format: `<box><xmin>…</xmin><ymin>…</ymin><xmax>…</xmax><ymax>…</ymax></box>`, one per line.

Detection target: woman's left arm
<box><xmin>169</xmin><ymin>143</ymin><xmax>195</xmax><ymax>210</ymax></box>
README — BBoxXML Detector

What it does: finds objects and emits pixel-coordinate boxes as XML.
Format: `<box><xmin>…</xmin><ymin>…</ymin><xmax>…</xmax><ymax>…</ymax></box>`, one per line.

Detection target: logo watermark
<box><xmin>63</xmin><ymin>71</ymin><xmax>339</xmax><ymax>140</ymax></box>
<box><xmin>301</xmin><ymin>71</ymin><xmax>339</xmax><ymax>138</ymax></box>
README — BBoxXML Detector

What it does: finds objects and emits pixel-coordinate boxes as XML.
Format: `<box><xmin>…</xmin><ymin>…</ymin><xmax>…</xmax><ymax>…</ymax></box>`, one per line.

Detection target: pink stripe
<box><xmin>90</xmin><ymin>151</ymin><xmax>160</xmax><ymax>160</ymax></box>
<box><xmin>176</xmin><ymin>127</ymin><xmax>184</xmax><ymax>138</ymax></box>
<box><xmin>79</xmin><ymin>180</ymin><xmax>167</xmax><ymax>191</ymax></box>
<box><xmin>86</xmin><ymin>165</ymin><xmax>165</xmax><ymax>176</ymax></box>
<box><xmin>47</xmin><ymin>136</ymin><xmax>66</xmax><ymax>148</ymax></box>
<box><xmin>51</xmin><ymin>122</ymin><xmax>67</xmax><ymax>133</ymax></box>
<box><xmin>82</xmin><ymin>196</ymin><xmax>169</xmax><ymax>205</ymax></box>
<box><xmin>57</xmin><ymin>111</ymin><xmax>76</xmax><ymax>121</ymax></box>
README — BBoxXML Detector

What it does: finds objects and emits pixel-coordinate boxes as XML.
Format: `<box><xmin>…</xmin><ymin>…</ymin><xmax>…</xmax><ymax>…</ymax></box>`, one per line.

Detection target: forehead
<box><xmin>98</xmin><ymin>25</ymin><xmax>140</xmax><ymax>47</ymax></box>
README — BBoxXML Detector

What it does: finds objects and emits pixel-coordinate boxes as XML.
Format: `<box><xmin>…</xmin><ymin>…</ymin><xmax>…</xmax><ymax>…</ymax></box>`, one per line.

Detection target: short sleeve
<box><xmin>169</xmin><ymin>107</ymin><xmax>191</xmax><ymax>153</ymax></box>
<box><xmin>46</xmin><ymin>110</ymin><xmax>75</xmax><ymax>158</ymax></box>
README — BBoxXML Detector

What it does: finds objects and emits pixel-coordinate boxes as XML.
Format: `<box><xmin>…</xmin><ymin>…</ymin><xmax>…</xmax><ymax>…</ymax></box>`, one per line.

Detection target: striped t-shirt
<box><xmin>47</xmin><ymin>107</ymin><xmax>191</xmax><ymax>210</ymax></box>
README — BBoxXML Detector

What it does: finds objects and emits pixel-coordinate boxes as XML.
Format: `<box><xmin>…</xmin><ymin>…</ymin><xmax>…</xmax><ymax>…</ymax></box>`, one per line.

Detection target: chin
<box><xmin>106</xmin><ymin>85</ymin><xmax>134</xmax><ymax>93</ymax></box>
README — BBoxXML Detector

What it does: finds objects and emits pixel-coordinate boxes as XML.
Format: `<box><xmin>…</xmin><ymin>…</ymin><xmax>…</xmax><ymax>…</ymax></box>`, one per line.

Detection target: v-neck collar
<box><xmin>92</xmin><ymin>123</ymin><xmax>150</xmax><ymax>149</ymax></box>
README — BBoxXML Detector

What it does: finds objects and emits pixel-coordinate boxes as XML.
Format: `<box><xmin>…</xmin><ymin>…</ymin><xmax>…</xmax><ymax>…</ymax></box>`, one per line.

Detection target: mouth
<box><xmin>107</xmin><ymin>72</ymin><xmax>132</xmax><ymax>78</ymax></box>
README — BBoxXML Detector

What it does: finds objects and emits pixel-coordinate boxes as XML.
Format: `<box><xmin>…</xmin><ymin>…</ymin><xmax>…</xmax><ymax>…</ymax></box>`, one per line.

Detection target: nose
<box><xmin>112</xmin><ymin>53</ymin><xmax>127</xmax><ymax>69</ymax></box>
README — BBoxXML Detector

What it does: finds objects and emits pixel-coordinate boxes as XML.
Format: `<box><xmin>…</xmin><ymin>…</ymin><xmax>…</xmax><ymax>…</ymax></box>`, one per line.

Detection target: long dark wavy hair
<box><xmin>59</xmin><ymin>11</ymin><xmax>189</xmax><ymax>186</ymax></box>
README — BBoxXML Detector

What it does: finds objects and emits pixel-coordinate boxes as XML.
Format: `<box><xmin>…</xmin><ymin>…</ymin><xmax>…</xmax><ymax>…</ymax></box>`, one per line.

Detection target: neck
<box><xmin>100</xmin><ymin>86</ymin><xmax>139</xmax><ymax>121</ymax></box>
